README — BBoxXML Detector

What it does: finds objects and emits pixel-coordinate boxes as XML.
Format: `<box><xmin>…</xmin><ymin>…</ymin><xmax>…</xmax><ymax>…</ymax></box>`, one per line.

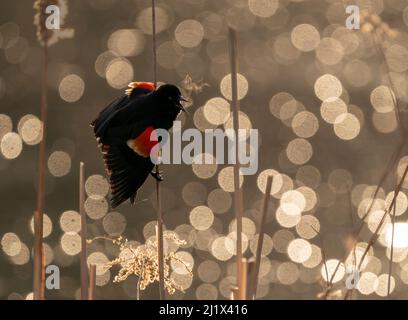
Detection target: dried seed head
<box><xmin>106</xmin><ymin>234</ymin><xmax>192</xmax><ymax>295</ymax></box>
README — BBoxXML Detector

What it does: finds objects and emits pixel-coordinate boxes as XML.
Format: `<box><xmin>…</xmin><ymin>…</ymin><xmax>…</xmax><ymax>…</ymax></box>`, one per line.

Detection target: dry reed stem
<box><xmin>228</xmin><ymin>28</ymin><xmax>245</xmax><ymax>299</ymax></box>
<box><xmin>88</xmin><ymin>264</ymin><xmax>96</xmax><ymax>300</ymax></box>
<box><xmin>309</xmin><ymin>225</ymin><xmax>329</xmax><ymax>291</ymax></box>
<box><xmin>343</xmin><ymin>164</ymin><xmax>408</xmax><ymax>299</ymax></box>
<box><xmin>33</xmin><ymin>38</ymin><xmax>48</xmax><ymax>301</ymax></box>
<box><xmin>323</xmin><ymin>140</ymin><xmax>404</xmax><ymax>299</ymax></box>
<box><xmin>239</xmin><ymin>258</ymin><xmax>248</xmax><ymax>300</ymax></box>
<box><xmin>249</xmin><ymin>175</ymin><xmax>273</xmax><ymax>299</ymax></box>
<box><xmin>79</xmin><ymin>162</ymin><xmax>88</xmax><ymax>300</ymax></box>
<box><xmin>151</xmin><ymin>0</ymin><xmax>165</xmax><ymax>300</ymax></box>
<box><xmin>387</xmin><ymin>193</ymin><xmax>397</xmax><ymax>297</ymax></box>
<box><xmin>230</xmin><ymin>286</ymin><xmax>239</xmax><ymax>300</ymax></box>
<box><xmin>137</xmin><ymin>277</ymin><xmax>141</xmax><ymax>300</ymax></box>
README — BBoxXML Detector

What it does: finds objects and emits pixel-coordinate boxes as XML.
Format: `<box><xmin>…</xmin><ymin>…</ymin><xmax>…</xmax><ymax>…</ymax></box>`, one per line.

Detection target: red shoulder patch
<box><xmin>126</xmin><ymin>82</ymin><xmax>156</xmax><ymax>96</ymax></box>
<box><xmin>136</xmin><ymin>82</ymin><xmax>156</xmax><ymax>91</ymax></box>
<box><xmin>127</xmin><ymin>126</ymin><xmax>159</xmax><ymax>157</ymax></box>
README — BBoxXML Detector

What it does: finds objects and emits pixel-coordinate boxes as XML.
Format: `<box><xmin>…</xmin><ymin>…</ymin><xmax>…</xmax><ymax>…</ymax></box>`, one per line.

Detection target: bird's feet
<box><xmin>150</xmin><ymin>170</ymin><xmax>164</xmax><ymax>182</ymax></box>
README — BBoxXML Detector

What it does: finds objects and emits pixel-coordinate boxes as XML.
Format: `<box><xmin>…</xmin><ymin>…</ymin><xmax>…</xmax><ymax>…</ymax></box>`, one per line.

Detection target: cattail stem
<box><xmin>151</xmin><ymin>0</ymin><xmax>165</xmax><ymax>300</ymax></box>
<box><xmin>79</xmin><ymin>162</ymin><xmax>88</xmax><ymax>300</ymax></box>
<box><xmin>88</xmin><ymin>264</ymin><xmax>96</xmax><ymax>300</ymax></box>
<box><xmin>34</xmin><ymin>39</ymin><xmax>48</xmax><ymax>301</ymax></box>
<box><xmin>249</xmin><ymin>176</ymin><xmax>273</xmax><ymax>299</ymax></box>
<box><xmin>228</xmin><ymin>28</ymin><xmax>244</xmax><ymax>298</ymax></box>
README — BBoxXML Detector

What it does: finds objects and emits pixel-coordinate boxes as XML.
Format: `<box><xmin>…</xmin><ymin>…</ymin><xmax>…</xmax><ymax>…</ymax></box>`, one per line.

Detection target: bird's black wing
<box><xmin>103</xmin><ymin>143</ymin><xmax>154</xmax><ymax>208</ymax></box>
<box><xmin>91</xmin><ymin>95</ymin><xmax>128</xmax><ymax>138</ymax></box>
<box><xmin>91</xmin><ymin>87</ymin><xmax>155</xmax><ymax>141</ymax></box>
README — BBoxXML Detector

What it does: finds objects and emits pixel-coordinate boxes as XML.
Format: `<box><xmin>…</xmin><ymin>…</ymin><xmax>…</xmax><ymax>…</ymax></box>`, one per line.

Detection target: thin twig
<box><xmin>359</xmin><ymin>164</ymin><xmax>408</xmax><ymax>269</ymax></box>
<box><xmin>387</xmin><ymin>188</ymin><xmax>397</xmax><ymax>297</ymax></box>
<box><xmin>310</xmin><ymin>225</ymin><xmax>329</xmax><ymax>291</ymax></box>
<box><xmin>249</xmin><ymin>175</ymin><xmax>273</xmax><ymax>299</ymax></box>
<box><xmin>34</xmin><ymin>37</ymin><xmax>48</xmax><ymax>301</ymax></box>
<box><xmin>151</xmin><ymin>0</ymin><xmax>165</xmax><ymax>300</ymax></box>
<box><xmin>323</xmin><ymin>140</ymin><xmax>404</xmax><ymax>298</ymax></box>
<box><xmin>79</xmin><ymin>162</ymin><xmax>88</xmax><ymax>300</ymax></box>
<box><xmin>358</xmin><ymin>141</ymin><xmax>404</xmax><ymax>227</ymax></box>
<box><xmin>228</xmin><ymin>28</ymin><xmax>244</xmax><ymax>299</ymax></box>
<box><xmin>343</xmin><ymin>164</ymin><xmax>408</xmax><ymax>299</ymax></box>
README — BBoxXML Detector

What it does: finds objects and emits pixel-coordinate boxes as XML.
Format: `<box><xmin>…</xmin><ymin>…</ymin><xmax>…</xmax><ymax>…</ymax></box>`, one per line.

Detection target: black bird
<box><xmin>91</xmin><ymin>82</ymin><xmax>186</xmax><ymax>208</ymax></box>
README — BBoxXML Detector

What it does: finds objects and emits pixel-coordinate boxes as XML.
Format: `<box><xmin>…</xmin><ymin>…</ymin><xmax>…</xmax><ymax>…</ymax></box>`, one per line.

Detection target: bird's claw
<box><xmin>150</xmin><ymin>171</ymin><xmax>164</xmax><ymax>182</ymax></box>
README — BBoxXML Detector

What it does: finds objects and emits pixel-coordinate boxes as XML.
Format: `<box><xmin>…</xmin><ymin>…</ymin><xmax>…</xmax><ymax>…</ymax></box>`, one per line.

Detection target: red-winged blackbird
<box><xmin>91</xmin><ymin>82</ymin><xmax>186</xmax><ymax>208</ymax></box>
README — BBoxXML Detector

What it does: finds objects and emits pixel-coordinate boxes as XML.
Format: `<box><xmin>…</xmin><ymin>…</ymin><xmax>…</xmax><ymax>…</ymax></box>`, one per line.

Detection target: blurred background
<box><xmin>1</xmin><ymin>0</ymin><xmax>408</xmax><ymax>300</ymax></box>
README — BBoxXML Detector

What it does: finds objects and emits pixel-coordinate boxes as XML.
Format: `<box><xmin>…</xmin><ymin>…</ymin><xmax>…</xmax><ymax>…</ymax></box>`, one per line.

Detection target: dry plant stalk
<box><xmin>356</xmin><ymin>167</ymin><xmax>407</xmax><ymax>275</ymax></box>
<box><xmin>230</xmin><ymin>286</ymin><xmax>239</xmax><ymax>300</ymax></box>
<box><xmin>103</xmin><ymin>235</ymin><xmax>192</xmax><ymax>295</ymax></box>
<box><xmin>239</xmin><ymin>258</ymin><xmax>248</xmax><ymax>300</ymax></box>
<box><xmin>33</xmin><ymin>0</ymin><xmax>49</xmax><ymax>300</ymax></box>
<box><xmin>33</xmin><ymin>0</ymin><xmax>74</xmax><ymax>300</ymax></box>
<box><xmin>150</xmin><ymin>0</ymin><xmax>165</xmax><ymax>300</ymax></box>
<box><xmin>342</xmin><ymin>164</ymin><xmax>408</xmax><ymax>299</ymax></box>
<box><xmin>79</xmin><ymin>162</ymin><xmax>88</xmax><ymax>300</ymax></box>
<box><xmin>309</xmin><ymin>225</ymin><xmax>329</xmax><ymax>291</ymax></box>
<box><xmin>323</xmin><ymin>141</ymin><xmax>404</xmax><ymax>298</ymax></box>
<box><xmin>387</xmin><ymin>190</ymin><xmax>397</xmax><ymax>296</ymax></box>
<box><xmin>248</xmin><ymin>175</ymin><xmax>273</xmax><ymax>299</ymax></box>
<box><xmin>88</xmin><ymin>264</ymin><xmax>96</xmax><ymax>300</ymax></box>
<box><xmin>324</xmin><ymin>164</ymin><xmax>408</xmax><ymax>299</ymax></box>
<box><xmin>228</xmin><ymin>27</ymin><xmax>245</xmax><ymax>299</ymax></box>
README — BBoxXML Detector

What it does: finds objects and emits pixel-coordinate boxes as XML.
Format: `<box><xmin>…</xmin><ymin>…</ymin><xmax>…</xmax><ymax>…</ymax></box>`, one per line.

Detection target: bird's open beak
<box><xmin>178</xmin><ymin>96</ymin><xmax>189</xmax><ymax>113</ymax></box>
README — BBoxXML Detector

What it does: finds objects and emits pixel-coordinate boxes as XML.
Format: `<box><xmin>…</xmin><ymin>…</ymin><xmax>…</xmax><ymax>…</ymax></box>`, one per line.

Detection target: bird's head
<box><xmin>155</xmin><ymin>84</ymin><xmax>188</xmax><ymax>115</ymax></box>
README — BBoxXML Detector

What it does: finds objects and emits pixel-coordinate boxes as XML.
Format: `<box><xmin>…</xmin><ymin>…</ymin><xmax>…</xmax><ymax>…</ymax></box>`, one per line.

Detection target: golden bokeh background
<box><xmin>1</xmin><ymin>0</ymin><xmax>408</xmax><ymax>300</ymax></box>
